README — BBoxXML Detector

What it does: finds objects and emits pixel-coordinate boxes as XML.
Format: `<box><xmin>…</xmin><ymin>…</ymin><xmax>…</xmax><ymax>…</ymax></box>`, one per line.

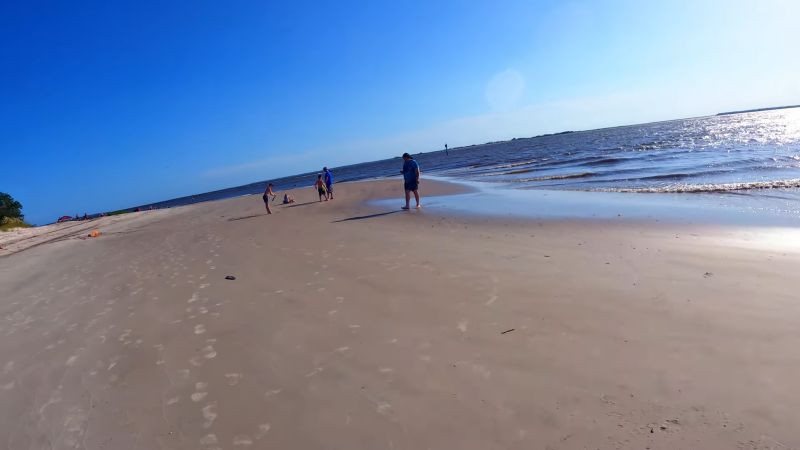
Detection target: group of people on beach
<box><xmin>261</xmin><ymin>154</ymin><xmax>421</xmax><ymax>214</ymax></box>
<box><xmin>261</xmin><ymin>166</ymin><xmax>334</xmax><ymax>214</ymax></box>
<box><xmin>314</xmin><ymin>167</ymin><xmax>335</xmax><ymax>202</ymax></box>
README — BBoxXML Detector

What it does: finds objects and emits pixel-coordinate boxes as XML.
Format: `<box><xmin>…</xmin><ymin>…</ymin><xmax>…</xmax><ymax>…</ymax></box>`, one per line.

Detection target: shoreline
<box><xmin>6</xmin><ymin>174</ymin><xmax>799</xmax><ymax>259</ymax></box>
<box><xmin>381</xmin><ymin>175</ymin><xmax>800</xmax><ymax>228</ymax></box>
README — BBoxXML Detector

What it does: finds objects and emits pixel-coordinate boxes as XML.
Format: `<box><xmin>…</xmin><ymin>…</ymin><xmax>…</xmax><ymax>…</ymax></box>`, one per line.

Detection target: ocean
<box><xmin>138</xmin><ymin>108</ymin><xmax>800</xmax><ymax>223</ymax></box>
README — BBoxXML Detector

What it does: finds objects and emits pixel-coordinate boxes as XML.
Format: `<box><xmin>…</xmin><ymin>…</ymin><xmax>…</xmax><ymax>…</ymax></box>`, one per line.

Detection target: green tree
<box><xmin>0</xmin><ymin>192</ymin><xmax>24</xmax><ymax>220</ymax></box>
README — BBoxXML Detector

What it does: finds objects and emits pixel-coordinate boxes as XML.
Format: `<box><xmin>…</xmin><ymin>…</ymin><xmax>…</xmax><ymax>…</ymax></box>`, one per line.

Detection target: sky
<box><xmin>2</xmin><ymin>0</ymin><xmax>799</xmax><ymax>225</ymax></box>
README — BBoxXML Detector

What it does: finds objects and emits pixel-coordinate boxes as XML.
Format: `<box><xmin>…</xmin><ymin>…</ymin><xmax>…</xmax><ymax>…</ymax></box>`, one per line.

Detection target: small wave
<box><xmin>595</xmin><ymin>178</ymin><xmax>800</xmax><ymax>193</ymax></box>
<box><xmin>505</xmin><ymin>167</ymin><xmax>537</xmax><ymax>175</ymax></box>
<box><xmin>634</xmin><ymin>173</ymin><xmax>692</xmax><ymax>181</ymax></box>
<box><xmin>493</xmin><ymin>159</ymin><xmax>540</xmax><ymax>169</ymax></box>
<box><xmin>581</xmin><ymin>157</ymin><xmax>627</xmax><ymax>166</ymax></box>
<box><xmin>468</xmin><ymin>161</ymin><xmax>499</xmax><ymax>169</ymax></box>
<box><xmin>628</xmin><ymin>169</ymin><xmax>736</xmax><ymax>182</ymax></box>
<box><xmin>511</xmin><ymin>172</ymin><xmax>596</xmax><ymax>182</ymax></box>
<box><xmin>633</xmin><ymin>140</ymin><xmax>672</xmax><ymax>151</ymax></box>
<box><xmin>469</xmin><ymin>159</ymin><xmax>541</xmax><ymax>174</ymax></box>
<box><xmin>473</xmin><ymin>168</ymin><xmax>537</xmax><ymax>177</ymax></box>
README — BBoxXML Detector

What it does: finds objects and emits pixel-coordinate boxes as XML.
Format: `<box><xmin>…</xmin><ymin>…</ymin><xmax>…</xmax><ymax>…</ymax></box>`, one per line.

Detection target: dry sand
<box><xmin>1</xmin><ymin>179</ymin><xmax>799</xmax><ymax>450</ymax></box>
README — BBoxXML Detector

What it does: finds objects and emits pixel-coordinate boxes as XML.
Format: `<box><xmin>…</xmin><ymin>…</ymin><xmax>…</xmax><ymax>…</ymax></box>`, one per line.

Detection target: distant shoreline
<box><xmin>717</xmin><ymin>104</ymin><xmax>800</xmax><ymax>116</ymax></box>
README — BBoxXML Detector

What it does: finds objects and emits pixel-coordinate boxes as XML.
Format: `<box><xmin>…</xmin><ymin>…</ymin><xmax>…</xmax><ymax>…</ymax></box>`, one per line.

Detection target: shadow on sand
<box><xmin>333</xmin><ymin>210</ymin><xmax>402</xmax><ymax>223</ymax></box>
<box><xmin>228</xmin><ymin>214</ymin><xmax>266</xmax><ymax>222</ymax></box>
<box><xmin>286</xmin><ymin>201</ymin><xmax>322</xmax><ymax>208</ymax></box>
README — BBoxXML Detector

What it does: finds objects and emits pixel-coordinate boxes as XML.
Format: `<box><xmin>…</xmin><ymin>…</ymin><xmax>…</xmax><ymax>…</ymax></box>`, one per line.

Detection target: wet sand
<box><xmin>1</xmin><ymin>179</ymin><xmax>799</xmax><ymax>449</ymax></box>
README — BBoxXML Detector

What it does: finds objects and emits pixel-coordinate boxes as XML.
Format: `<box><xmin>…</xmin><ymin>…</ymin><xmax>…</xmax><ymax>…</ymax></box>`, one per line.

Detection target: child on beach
<box><xmin>263</xmin><ymin>183</ymin><xmax>276</xmax><ymax>214</ymax></box>
<box><xmin>314</xmin><ymin>175</ymin><xmax>328</xmax><ymax>202</ymax></box>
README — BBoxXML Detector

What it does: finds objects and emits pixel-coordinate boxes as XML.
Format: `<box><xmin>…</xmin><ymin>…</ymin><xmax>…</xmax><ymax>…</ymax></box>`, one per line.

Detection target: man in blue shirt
<box><xmin>323</xmin><ymin>167</ymin><xmax>334</xmax><ymax>200</ymax></box>
<box><xmin>400</xmin><ymin>152</ymin><xmax>421</xmax><ymax>210</ymax></box>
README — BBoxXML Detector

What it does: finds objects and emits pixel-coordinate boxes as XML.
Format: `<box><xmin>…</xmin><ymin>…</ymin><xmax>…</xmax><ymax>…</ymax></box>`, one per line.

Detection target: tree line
<box><xmin>0</xmin><ymin>192</ymin><xmax>28</xmax><ymax>229</ymax></box>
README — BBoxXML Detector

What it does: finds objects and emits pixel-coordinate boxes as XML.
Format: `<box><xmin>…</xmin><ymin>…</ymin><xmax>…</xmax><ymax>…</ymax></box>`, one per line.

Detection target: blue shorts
<box><xmin>326</xmin><ymin>183</ymin><xmax>333</xmax><ymax>193</ymax></box>
<box><xmin>404</xmin><ymin>180</ymin><xmax>419</xmax><ymax>191</ymax></box>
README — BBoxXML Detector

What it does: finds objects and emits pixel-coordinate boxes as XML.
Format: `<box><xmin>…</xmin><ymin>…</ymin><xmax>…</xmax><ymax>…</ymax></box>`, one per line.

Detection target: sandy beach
<box><xmin>1</xmin><ymin>179</ymin><xmax>799</xmax><ymax>450</ymax></box>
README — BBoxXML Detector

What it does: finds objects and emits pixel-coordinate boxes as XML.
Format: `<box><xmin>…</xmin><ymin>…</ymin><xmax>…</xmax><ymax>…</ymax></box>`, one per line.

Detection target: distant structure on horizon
<box><xmin>717</xmin><ymin>104</ymin><xmax>800</xmax><ymax>116</ymax></box>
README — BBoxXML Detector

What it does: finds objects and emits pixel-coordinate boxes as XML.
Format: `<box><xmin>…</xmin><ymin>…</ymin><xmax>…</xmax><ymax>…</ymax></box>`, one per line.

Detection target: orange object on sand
<box><xmin>88</xmin><ymin>230</ymin><xmax>101</xmax><ymax>238</ymax></box>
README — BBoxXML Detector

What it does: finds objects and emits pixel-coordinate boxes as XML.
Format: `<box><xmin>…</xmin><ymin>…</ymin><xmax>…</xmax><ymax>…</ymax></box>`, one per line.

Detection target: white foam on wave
<box><xmin>597</xmin><ymin>178</ymin><xmax>800</xmax><ymax>193</ymax></box>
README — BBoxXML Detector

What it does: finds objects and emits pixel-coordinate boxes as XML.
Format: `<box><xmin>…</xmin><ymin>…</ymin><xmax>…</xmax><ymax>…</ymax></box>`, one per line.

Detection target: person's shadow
<box><xmin>286</xmin><ymin>201</ymin><xmax>319</xmax><ymax>208</ymax></box>
<box><xmin>228</xmin><ymin>214</ymin><xmax>264</xmax><ymax>221</ymax></box>
<box><xmin>333</xmin><ymin>211</ymin><xmax>401</xmax><ymax>223</ymax></box>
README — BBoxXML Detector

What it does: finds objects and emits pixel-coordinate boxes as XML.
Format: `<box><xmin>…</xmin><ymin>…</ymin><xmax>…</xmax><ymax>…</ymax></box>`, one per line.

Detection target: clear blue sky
<box><xmin>3</xmin><ymin>0</ymin><xmax>799</xmax><ymax>224</ymax></box>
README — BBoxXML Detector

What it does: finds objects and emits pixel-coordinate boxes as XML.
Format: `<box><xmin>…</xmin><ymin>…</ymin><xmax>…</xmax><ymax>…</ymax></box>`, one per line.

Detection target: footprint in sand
<box><xmin>194</xmin><ymin>324</ymin><xmax>206</xmax><ymax>335</ymax></box>
<box><xmin>199</xmin><ymin>434</ymin><xmax>218</xmax><ymax>445</ymax></box>
<box><xmin>264</xmin><ymin>389</ymin><xmax>282</xmax><ymax>398</ymax></box>
<box><xmin>202</xmin><ymin>403</ymin><xmax>217</xmax><ymax>428</ymax></box>
<box><xmin>225</xmin><ymin>373</ymin><xmax>242</xmax><ymax>386</ymax></box>
<box><xmin>191</xmin><ymin>392</ymin><xmax>208</xmax><ymax>402</ymax></box>
<box><xmin>255</xmin><ymin>423</ymin><xmax>271</xmax><ymax>439</ymax></box>
<box><xmin>486</xmin><ymin>275</ymin><xmax>499</xmax><ymax>305</ymax></box>
<box><xmin>457</xmin><ymin>320</ymin><xmax>468</xmax><ymax>333</ymax></box>
<box><xmin>376</xmin><ymin>401</ymin><xmax>392</xmax><ymax>415</ymax></box>
<box><xmin>305</xmin><ymin>367</ymin><xmax>324</xmax><ymax>377</ymax></box>
<box><xmin>118</xmin><ymin>329</ymin><xmax>133</xmax><ymax>342</ymax></box>
<box><xmin>233</xmin><ymin>435</ymin><xmax>253</xmax><ymax>446</ymax></box>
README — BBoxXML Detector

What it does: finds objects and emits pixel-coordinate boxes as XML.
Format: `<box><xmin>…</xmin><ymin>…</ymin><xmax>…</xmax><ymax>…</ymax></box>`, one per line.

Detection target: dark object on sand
<box><xmin>225</xmin><ymin>275</ymin><xmax>236</xmax><ymax>280</ymax></box>
<box><xmin>501</xmin><ymin>328</ymin><xmax>515</xmax><ymax>334</ymax></box>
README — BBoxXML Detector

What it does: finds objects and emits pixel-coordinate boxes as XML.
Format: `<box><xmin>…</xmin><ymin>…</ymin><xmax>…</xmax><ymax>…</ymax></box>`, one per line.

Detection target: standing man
<box><xmin>400</xmin><ymin>152</ymin><xmax>421</xmax><ymax>210</ymax></box>
<box><xmin>323</xmin><ymin>167</ymin><xmax>334</xmax><ymax>200</ymax></box>
<box><xmin>445</xmin><ymin>143</ymin><xmax>448</xmax><ymax>155</ymax></box>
